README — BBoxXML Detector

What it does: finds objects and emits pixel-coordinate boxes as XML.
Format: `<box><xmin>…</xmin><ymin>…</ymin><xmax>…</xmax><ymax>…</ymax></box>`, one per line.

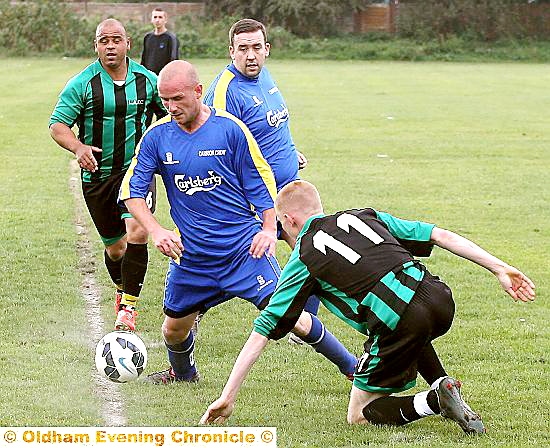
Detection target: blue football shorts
<box><xmin>163</xmin><ymin>243</ymin><xmax>281</xmax><ymax>318</ymax></box>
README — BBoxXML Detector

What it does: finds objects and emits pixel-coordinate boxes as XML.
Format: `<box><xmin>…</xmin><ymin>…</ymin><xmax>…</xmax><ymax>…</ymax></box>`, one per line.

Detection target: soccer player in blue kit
<box><xmin>203</xmin><ymin>19</ymin><xmax>321</xmax><ymax>336</ymax></box>
<box><xmin>120</xmin><ymin>60</ymin><xmax>357</xmax><ymax>384</ymax></box>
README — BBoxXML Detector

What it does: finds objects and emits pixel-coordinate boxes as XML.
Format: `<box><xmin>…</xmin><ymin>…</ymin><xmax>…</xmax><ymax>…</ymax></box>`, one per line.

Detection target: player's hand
<box><xmin>199</xmin><ymin>397</ymin><xmax>235</xmax><ymax>425</ymax></box>
<box><xmin>249</xmin><ymin>229</ymin><xmax>277</xmax><ymax>259</ymax></box>
<box><xmin>150</xmin><ymin>228</ymin><xmax>184</xmax><ymax>260</ymax></box>
<box><xmin>75</xmin><ymin>143</ymin><xmax>102</xmax><ymax>172</ymax></box>
<box><xmin>496</xmin><ymin>266</ymin><xmax>535</xmax><ymax>302</ymax></box>
<box><xmin>297</xmin><ymin>151</ymin><xmax>308</xmax><ymax>170</ymax></box>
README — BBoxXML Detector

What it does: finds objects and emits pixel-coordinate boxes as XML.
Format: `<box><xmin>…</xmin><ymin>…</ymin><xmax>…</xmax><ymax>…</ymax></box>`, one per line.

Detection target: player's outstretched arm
<box><xmin>430</xmin><ymin>227</ymin><xmax>535</xmax><ymax>302</ymax></box>
<box><xmin>200</xmin><ymin>331</ymin><xmax>269</xmax><ymax>425</ymax></box>
<box><xmin>493</xmin><ymin>266</ymin><xmax>535</xmax><ymax>302</ymax></box>
<box><xmin>124</xmin><ymin>197</ymin><xmax>183</xmax><ymax>260</ymax></box>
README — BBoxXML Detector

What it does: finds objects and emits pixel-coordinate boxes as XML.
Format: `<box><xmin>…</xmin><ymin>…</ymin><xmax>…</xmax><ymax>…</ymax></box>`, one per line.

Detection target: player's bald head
<box><xmin>95</xmin><ymin>18</ymin><xmax>126</xmax><ymax>38</ymax></box>
<box><xmin>275</xmin><ymin>180</ymin><xmax>323</xmax><ymax>219</ymax></box>
<box><xmin>158</xmin><ymin>60</ymin><xmax>199</xmax><ymax>88</ymax></box>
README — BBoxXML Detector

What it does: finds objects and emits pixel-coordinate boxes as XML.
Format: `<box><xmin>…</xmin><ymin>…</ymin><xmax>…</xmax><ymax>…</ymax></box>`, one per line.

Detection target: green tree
<box><xmin>204</xmin><ymin>0</ymin><xmax>363</xmax><ymax>37</ymax></box>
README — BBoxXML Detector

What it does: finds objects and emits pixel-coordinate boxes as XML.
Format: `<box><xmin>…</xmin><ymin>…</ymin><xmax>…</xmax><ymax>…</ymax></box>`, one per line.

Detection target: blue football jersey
<box><xmin>203</xmin><ymin>64</ymin><xmax>299</xmax><ymax>189</ymax></box>
<box><xmin>120</xmin><ymin>107</ymin><xmax>277</xmax><ymax>261</ymax></box>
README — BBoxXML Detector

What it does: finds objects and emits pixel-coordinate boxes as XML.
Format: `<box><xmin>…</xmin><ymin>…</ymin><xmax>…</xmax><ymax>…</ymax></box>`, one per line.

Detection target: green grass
<box><xmin>0</xmin><ymin>57</ymin><xmax>548</xmax><ymax>447</ymax></box>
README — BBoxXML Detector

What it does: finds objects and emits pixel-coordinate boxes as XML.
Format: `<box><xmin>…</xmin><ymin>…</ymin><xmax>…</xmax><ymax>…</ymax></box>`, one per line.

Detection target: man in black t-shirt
<box><xmin>141</xmin><ymin>8</ymin><xmax>179</xmax><ymax>75</ymax></box>
<box><xmin>141</xmin><ymin>7</ymin><xmax>179</xmax><ymax>129</ymax></box>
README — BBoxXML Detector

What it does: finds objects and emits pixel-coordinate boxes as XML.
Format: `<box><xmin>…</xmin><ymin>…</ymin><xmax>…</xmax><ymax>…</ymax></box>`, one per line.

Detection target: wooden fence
<box><xmin>354</xmin><ymin>3</ymin><xmax>397</xmax><ymax>33</ymax></box>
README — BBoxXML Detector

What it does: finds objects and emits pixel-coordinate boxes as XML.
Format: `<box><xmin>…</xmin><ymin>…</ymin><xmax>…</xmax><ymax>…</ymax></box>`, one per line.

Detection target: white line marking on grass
<box><xmin>69</xmin><ymin>160</ymin><xmax>127</xmax><ymax>426</ymax></box>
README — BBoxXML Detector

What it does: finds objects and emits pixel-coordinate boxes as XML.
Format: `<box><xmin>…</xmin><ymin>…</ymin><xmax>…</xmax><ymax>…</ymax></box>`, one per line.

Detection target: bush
<box><xmin>0</xmin><ymin>0</ymin><xmax>73</xmax><ymax>54</ymax></box>
<box><xmin>0</xmin><ymin>0</ymin><xmax>156</xmax><ymax>57</ymax></box>
<box><xmin>397</xmin><ymin>0</ymin><xmax>550</xmax><ymax>41</ymax></box>
<box><xmin>203</xmin><ymin>0</ymin><xmax>363</xmax><ymax>37</ymax></box>
<box><xmin>175</xmin><ymin>15</ymin><xmax>238</xmax><ymax>59</ymax></box>
<box><xmin>1</xmin><ymin>0</ymin><xmax>550</xmax><ymax>62</ymax></box>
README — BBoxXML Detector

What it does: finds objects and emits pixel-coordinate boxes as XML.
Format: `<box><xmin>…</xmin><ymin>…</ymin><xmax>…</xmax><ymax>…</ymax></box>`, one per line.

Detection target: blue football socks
<box><xmin>303</xmin><ymin>295</ymin><xmax>321</xmax><ymax>315</ymax></box>
<box><xmin>166</xmin><ymin>332</ymin><xmax>197</xmax><ymax>380</ymax></box>
<box><xmin>300</xmin><ymin>314</ymin><xmax>357</xmax><ymax>376</ymax></box>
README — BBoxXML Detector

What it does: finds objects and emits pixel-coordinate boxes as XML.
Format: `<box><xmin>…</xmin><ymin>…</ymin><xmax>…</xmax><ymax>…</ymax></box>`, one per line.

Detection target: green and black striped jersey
<box><xmin>254</xmin><ymin>208</ymin><xmax>435</xmax><ymax>339</ymax></box>
<box><xmin>49</xmin><ymin>58</ymin><xmax>166</xmax><ymax>182</ymax></box>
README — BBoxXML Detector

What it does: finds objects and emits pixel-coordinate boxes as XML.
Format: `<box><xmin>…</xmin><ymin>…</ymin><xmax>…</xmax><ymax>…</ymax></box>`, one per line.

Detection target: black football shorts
<box><xmin>354</xmin><ymin>272</ymin><xmax>455</xmax><ymax>393</ymax></box>
<box><xmin>82</xmin><ymin>171</ymin><xmax>156</xmax><ymax>246</ymax></box>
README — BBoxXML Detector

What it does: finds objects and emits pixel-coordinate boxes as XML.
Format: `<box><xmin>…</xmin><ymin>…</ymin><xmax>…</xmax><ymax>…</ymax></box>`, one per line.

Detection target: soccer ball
<box><xmin>95</xmin><ymin>331</ymin><xmax>147</xmax><ymax>383</ymax></box>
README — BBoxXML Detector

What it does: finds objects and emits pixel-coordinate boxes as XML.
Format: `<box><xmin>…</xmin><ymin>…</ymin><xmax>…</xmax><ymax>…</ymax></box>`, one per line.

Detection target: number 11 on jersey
<box><xmin>312</xmin><ymin>213</ymin><xmax>384</xmax><ymax>264</ymax></box>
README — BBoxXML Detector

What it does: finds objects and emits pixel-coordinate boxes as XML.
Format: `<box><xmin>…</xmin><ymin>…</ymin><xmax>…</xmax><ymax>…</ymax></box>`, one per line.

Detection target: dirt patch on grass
<box><xmin>69</xmin><ymin>160</ymin><xmax>127</xmax><ymax>426</ymax></box>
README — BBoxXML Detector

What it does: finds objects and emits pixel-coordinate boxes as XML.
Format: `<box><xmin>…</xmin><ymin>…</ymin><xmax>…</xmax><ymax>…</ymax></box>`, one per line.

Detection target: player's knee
<box><xmin>126</xmin><ymin>227</ymin><xmax>148</xmax><ymax>244</ymax></box>
<box><xmin>125</xmin><ymin>218</ymin><xmax>148</xmax><ymax>242</ymax></box>
<box><xmin>161</xmin><ymin>321</ymin><xmax>189</xmax><ymax>344</ymax></box>
<box><xmin>105</xmin><ymin>237</ymin><xmax>126</xmax><ymax>260</ymax></box>
<box><xmin>128</xmin><ymin>234</ymin><xmax>148</xmax><ymax>245</ymax></box>
<box><xmin>347</xmin><ymin>407</ymin><xmax>368</xmax><ymax>425</ymax></box>
<box><xmin>293</xmin><ymin>311</ymin><xmax>312</xmax><ymax>337</ymax></box>
<box><xmin>348</xmin><ymin>387</ymin><xmax>381</xmax><ymax>425</ymax></box>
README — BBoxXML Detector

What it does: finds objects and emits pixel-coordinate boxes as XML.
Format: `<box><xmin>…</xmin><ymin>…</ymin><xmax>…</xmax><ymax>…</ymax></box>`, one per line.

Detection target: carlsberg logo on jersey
<box><xmin>266</xmin><ymin>105</ymin><xmax>289</xmax><ymax>128</ymax></box>
<box><xmin>174</xmin><ymin>171</ymin><xmax>223</xmax><ymax>195</ymax></box>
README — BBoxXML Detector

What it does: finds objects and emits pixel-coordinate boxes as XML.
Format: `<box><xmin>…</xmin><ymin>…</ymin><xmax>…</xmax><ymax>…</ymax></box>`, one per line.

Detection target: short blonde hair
<box><xmin>275</xmin><ymin>180</ymin><xmax>323</xmax><ymax>217</ymax></box>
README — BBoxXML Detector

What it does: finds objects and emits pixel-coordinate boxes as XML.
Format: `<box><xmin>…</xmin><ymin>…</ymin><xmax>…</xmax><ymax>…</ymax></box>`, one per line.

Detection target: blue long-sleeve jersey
<box><xmin>203</xmin><ymin>64</ymin><xmax>298</xmax><ymax>190</ymax></box>
<box><xmin>120</xmin><ymin>107</ymin><xmax>277</xmax><ymax>262</ymax></box>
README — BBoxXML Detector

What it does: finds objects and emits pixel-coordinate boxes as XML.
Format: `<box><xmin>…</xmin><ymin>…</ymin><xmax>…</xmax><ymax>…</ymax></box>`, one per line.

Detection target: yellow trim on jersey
<box><xmin>215</xmin><ymin>108</ymin><xmax>277</xmax><ymax>200</ymax></box>
<box><xmin>212</xmin><ymin>70</ymin><xmax>235</xmax><ymax>111</ymax></box>
<box><xmin>120</xmin><ymin>114</ymin><xmax>172</xmax><ymax>200</ymax></box>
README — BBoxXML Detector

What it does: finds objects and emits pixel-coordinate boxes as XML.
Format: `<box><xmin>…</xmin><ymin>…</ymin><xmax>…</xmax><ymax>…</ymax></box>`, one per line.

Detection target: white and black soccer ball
<box><xmin>95</xmin><ymin>331</ymin><xmax>147</xmax><ymax>383</ymax></box>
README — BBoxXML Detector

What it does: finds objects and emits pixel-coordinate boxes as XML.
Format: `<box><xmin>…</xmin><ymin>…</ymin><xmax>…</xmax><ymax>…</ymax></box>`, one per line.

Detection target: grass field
<box><xmin>0</xmin><ymin>57</ymin><xmax>548</xmax><ymax>447</ymax></box>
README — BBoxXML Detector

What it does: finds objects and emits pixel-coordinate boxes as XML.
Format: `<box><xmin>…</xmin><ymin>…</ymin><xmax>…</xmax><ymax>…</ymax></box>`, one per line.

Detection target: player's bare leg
<box><xmin>347</xmin><ymin>386</ymin><xmax>384</xmax><ymax>424</ymax></box>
